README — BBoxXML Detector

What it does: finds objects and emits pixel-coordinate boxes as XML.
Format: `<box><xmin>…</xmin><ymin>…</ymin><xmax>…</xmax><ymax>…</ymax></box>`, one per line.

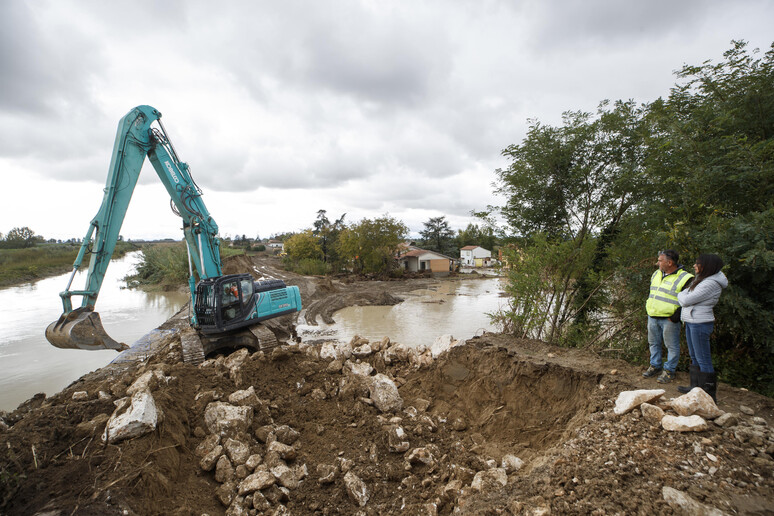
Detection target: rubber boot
<box><xmin>677</xmin><ymin>364</ymin><xmax>699</xmax><ymax>394</ymax></box>
<box><xmin>698</xmin><ymin>370</ymin><xmax>717</xmax><ymax>402</ymax></box>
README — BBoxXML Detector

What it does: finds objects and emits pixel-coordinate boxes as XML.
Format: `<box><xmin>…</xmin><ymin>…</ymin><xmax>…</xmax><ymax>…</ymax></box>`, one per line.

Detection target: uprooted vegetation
<box><xmin>1</xmin><ymin>330</ymin><xmax>773</xmax><ymax>515</ymax></box>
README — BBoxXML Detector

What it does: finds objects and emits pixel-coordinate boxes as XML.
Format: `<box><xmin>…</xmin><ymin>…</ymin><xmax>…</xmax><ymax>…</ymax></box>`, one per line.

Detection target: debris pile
<box><xmin>1</xmin><ymin>332</ymin><xmax>772</xmax><ymax>515</ymax></box>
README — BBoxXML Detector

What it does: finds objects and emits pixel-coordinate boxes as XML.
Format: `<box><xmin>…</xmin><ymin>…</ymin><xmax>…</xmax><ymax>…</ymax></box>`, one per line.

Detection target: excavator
<box><xmin>45</xmin><ymin>105</ymin><xmax>301</xmax><ymax>363</ymax></box>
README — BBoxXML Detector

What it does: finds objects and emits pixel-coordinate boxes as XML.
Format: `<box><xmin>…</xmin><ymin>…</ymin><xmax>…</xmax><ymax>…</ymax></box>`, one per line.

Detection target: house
<box><xmin>398</xmin><ymin>247</ymin><xmax>455</xmax><ymax>274</ymax></box>
<box><xmin>460</xmin><ymin>245</ymin><xmax>492</xmax><ymax>267</ymax></box>
<box><xmin>267</xmin><ymin>239</ymin><xmax>284</xmax><ymax>251</ymax></box>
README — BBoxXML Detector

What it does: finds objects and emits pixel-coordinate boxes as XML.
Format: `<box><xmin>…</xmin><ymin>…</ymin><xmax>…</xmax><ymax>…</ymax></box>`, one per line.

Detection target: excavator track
<box><xmin>180</xmin><ymin>324</ymin><xmax>280</xmax><ymax>365</ymax></box>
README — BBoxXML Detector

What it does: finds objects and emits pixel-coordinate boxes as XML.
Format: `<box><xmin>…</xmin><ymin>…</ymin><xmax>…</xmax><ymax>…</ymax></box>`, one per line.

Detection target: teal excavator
<box><xmin>45</xmin><ymin>105</ymin><xmax>301</xmax><ymax>362</ymax></box>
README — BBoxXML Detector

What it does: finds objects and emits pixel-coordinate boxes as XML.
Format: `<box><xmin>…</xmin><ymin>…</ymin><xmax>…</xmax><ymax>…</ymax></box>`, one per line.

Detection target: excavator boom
<box><xmin>46</xmin><ymin>105</ymin><xmax>300</xmax><ymax>353</ymax></box>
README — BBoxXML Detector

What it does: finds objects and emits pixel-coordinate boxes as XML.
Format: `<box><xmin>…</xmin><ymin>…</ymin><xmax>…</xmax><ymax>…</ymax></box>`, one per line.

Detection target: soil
<box><xmin>1</xmin><ymin>255</ymin><xmax>773</xmax><ymax>515</ymax></box>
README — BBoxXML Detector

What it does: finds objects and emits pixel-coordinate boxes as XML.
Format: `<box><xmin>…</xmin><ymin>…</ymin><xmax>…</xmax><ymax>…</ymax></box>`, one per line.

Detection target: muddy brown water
<box><xmin>297</xmin><ymin>277</ymin><xmax>504</xmax><ymax>347</ymax></box>
<box><xmin>0</xmin><ymin>252</ymin><xmax>188</xmax><ymax>411</ymax></box>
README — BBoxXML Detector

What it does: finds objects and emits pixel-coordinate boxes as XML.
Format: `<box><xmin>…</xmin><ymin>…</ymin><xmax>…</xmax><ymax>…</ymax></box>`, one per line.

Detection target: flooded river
<box><xmin>297</xmin><ymin>277</ymin><xmax>504</xmax><ymax>348</ymax></box>
<box><xmin>0</xmin><ymin>252</ymin><xmax>188</xmax><ymax>412</ymax></box>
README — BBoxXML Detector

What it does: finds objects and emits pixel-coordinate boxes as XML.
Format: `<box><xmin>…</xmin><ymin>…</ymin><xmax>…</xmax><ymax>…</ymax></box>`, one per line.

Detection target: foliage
<box><xmin>130</xmin><ymin>243</ymin><xmax>191</xmax><ymax>285</ymax></box>
<box><xmin>0</xmin><ymin>241</ymin><xmax>136</xmax><ymax>287</ymax></box>
<box><xmin>455</xmin><ymin>223</ymin><xmax>498</xmax><ymax>254</ymax></box>
<box><xmin>313</xmin><ymin>209</ymin><xmax>347</xmax><ymax>266</ymax></box>
<box><xmin>419</xmin><ymin>216</ymin><xmax>456</xmax><ymax>256</ymax></box>
<box><xmin>253</xmin><ymin>244</ymin><xmax>266</xmax><ymax>252</ymax></box>
<box><xmin>0</xmin><ymin>227</ymin><xmax>43</xmax><ymax>249</ymax></box>
<box><xmin>284</xmin><ymin>230</ymin><xmax>323</xmax><ymax>262</ymax></box>
<box><xmin>337</xmin><ymin>215</ymin><xmax>408</xmax><ymax>275</ymax></box>
<box><xmin>290</xmin><ymin>258</ymin><xmax>330</xmax><ymax>276</ymax></box>
<box><xmin>492</xmin><ymin>41</ymin><xmax>774</xmax><ymax>395</ymax></box>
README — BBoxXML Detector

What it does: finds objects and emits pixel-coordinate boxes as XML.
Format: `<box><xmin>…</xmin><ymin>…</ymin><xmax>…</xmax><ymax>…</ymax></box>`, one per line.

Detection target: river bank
<box><xmin>1</xmin><ymin>254</ymin><xmax>773</xmax><ymax>515</ymax></box>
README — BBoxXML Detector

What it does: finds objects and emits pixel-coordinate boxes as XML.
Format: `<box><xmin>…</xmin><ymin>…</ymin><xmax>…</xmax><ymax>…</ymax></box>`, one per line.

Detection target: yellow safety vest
<box><xmin>646</xmin><ymin>268</ymin><xmax>693</xmax><ymax>317</ymax></box>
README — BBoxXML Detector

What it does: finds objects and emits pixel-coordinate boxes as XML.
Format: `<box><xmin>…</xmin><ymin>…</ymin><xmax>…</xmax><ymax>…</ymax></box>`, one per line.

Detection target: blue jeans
<box><xmin>647</xmin><ymin>316</ymin><xmax>681</xmax><ymax>372</ymax></box>
<box><xmin>685</xmin><ymin>321</ymin><xmax>715</xmax><ymax>373</ymax></box>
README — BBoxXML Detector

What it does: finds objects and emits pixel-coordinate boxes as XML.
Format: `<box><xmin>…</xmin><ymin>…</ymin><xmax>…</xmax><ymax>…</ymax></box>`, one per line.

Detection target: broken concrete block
<box><xmin>224</xmin><ymin>438</ymin><xmax>251</xmax><ymax>465</ymax></box>
<box><xmin>201</xmin><ymin>445</ymin><xmax>224</xmax><ymax>472</ymax></box>
<box><xmin>640</xmin><ymin>402</ymin><xmax>665</xmax><ymax>423</ymax></box>
<box><xmin>239</xmin><ymin>471</ymin><xmax>276</xmax><ymax>495</ymax></box>
<box><xmin>471</xmin><ymin>468</ymin><xmax>508</xmax><ymax>492</ymax></box>
<box><xmin>662</xmin><ymin>486</ymin><xmax>726</xmax><ymax>515</ymax></box>
<box><xmin>613</xmin><ymin>389</ymin><xmax>665</xmax><ymax>415</ymax></box>
<box><xmin>661</xmin><ymin>414</ymin><xmax>709</xmax><ymax>432</ymax></box>
<box><xmin>501</xmin><ymin>454</ymin><xmax>524</xmax><ymax>473</ymax></box>
<box><xmin>671</xmin><ymin>388</ymin><xmax>723</xmax><ymax>419</ymax></box>
<box><xmin>102</xmin><ymin>391</ymin><xmax>160</xmax><ymax>444</ymax></box>
<box><xmin>204</xmin><ymin>402</ymin><xmax>253</xmax><ymax>436</ymax></box>
<box><xmin>228</xmin><ymin>386</ymin><xmax>261</xmax><ymax>408</ymax></box>
<box><xmin>430</xmin><ymin>334</ymin><xmax>460</xmax><ymax>358</ymax></box>
<box><xmin>366</xmin><ymin>374</ymin><xmax>403</xmax><ymax>413</ymax></box>
<box><xmin>387</xmin><ymin>426</ymin><xmax>410</xmax><ymax>453</ymax></box>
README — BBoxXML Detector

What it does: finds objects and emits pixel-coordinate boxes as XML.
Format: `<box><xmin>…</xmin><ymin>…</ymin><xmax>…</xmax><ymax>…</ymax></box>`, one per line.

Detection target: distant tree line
<box><xmin>489</xmin><ymin>41</ymin><xmax>774</xmax><ymax>395</ymax></box>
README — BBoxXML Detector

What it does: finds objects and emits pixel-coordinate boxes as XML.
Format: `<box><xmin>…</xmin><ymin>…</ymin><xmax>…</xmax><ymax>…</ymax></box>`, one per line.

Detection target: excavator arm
<box><xmin>46</xmin><ymin>106</ymin><xmax>236</xmax><ymax>351</ymax></box>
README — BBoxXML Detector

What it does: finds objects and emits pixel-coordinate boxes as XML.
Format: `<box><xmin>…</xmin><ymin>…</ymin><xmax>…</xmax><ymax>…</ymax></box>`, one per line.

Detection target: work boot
<box><xmin>656</xmin><ymin>370</ymin><xmax>675</xmax><ymax>384</ymax></box>
<box><xmin>642</xmin><ymin>365</ymin><xmax>662</xmax><ymax>378</ymax></box>
<box><xmin>677</xmin><ymin>364</ymin><xmax>700</xmax><ymax>394</ymax></box>
<box><xmin>698</xmin><ymin>371</ymin><xmax>718</xmax><ymax>402</ymax></box>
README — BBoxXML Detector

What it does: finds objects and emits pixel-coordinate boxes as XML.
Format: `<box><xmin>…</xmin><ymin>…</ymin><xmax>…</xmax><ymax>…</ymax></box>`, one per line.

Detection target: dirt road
<box><xmin>1</xmin><ymin>255</ymin><xmax>772</xmax><ymax>515</ymax></box>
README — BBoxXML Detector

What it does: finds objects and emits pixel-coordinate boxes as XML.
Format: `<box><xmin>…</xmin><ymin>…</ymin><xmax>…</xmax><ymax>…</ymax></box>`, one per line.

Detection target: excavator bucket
<box><xmin>45</xmin><ymin>306</ymin><xmax>129</xmax><ymax>351</ymax></box>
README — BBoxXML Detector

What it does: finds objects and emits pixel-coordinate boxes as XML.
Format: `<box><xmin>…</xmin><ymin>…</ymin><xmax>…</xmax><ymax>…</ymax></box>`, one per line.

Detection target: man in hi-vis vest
<box><xmin>643</xmin><ymin>249</ymin><xmax>694</xmax><ymax>384</ymax></box>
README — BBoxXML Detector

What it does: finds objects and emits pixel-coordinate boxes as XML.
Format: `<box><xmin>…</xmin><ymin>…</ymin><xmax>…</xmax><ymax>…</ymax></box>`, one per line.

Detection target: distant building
<box><xmin>267</xmin><ymin>239</ymin><xmax>284</xmax><ymax>251</ymax></box>
<box><xmin>460</xmin><ymin>245</ymin><xmax>492</xmax><ymax>267</ymax></box>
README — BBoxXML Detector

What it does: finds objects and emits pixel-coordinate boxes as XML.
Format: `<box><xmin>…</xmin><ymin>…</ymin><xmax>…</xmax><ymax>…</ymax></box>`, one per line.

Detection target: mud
<box><xmin>1</xmin><ymin>255</ymin><xmax>773</xmax><ymax>515</ymax></box>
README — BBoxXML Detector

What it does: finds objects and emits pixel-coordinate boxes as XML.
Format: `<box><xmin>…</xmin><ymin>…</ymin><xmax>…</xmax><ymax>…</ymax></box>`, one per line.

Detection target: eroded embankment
<box><xmin>0</xmin><ymin>333</ymin><xmax>605</xmax><ymax>515</ymax></box>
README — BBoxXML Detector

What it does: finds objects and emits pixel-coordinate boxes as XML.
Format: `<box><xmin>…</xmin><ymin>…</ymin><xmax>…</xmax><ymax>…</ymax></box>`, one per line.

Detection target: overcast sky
<box><xmin>1</xmin><ymin>1</ymin><xmax>772</xmax><ymax>241</ymax></box>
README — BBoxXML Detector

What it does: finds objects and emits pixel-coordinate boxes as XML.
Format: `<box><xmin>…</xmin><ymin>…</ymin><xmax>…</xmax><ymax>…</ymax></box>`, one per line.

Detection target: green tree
<box><xmin>419</xmin><ymin>216</ymin><xmax>455</xmax><ymax>256</ymax></box>
<box><xmin>313</xmin><ymin>209</ymin><xmax>346</xmax><ymax>266</ymax></box>
<box><xmin>3</xmin><ymin>227</ymin><xmax>39</xmax><ymax>248</ymax></box>
<box><xmin>337</xmin><ymin>215</ymin><xmax>408</xmax><ymax>275</ymax></box>
<box><xmin>284</xmin><ymin>230</ymin><xmax>323</xmax><ymax>261</ymax></box>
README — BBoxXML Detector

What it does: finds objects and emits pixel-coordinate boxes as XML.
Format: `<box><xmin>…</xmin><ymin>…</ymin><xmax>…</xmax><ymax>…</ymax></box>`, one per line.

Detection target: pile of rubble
<box><xmin>2</xmin><ymin>332</ymin><xmax>773</xmax><ymax>515</ymax></box>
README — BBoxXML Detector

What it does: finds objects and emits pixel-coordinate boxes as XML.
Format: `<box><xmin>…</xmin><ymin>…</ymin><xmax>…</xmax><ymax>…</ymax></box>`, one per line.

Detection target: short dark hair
<box><xmin>659</xmin><ymin>249</ymin><xmax>679</xmax><ymax>264</ymax></box>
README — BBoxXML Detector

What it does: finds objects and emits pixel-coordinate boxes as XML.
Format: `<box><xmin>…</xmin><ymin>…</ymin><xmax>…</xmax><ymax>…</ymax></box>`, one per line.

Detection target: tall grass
<box><xmin>0</xmin><ymin>242</ymin><xmax>135</xmax><ymax>287</ymax></box>
<box><xmin>127</xmin><ymin>243</ymin><xmax>246</xmax><ymax>287</ymax></box>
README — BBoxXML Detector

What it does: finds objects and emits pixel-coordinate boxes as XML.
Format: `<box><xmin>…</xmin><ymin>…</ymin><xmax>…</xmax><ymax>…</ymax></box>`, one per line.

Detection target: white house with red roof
<box><xmin>460</xmin><ymin>245</ymin><xmax>492</xmax><ymax>267</ymax></box>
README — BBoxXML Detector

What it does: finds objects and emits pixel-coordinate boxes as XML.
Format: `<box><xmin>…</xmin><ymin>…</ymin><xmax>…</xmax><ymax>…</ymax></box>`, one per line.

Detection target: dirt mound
<box><xmin>222</xmin><ymin>254</ymin><xmax>258</xmax><ymax>276</ymax></box>
<box><xmin>3</xmin><ymin>331</ymin><xmax>772</xmax><ymax>515</ymax></box>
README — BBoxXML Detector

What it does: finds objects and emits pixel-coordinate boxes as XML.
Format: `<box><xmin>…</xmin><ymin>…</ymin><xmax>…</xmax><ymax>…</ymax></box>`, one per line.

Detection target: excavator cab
<box><xmin>194</xmin><ymin>274</ymin><xmax>300</xmax><ymax>335</ymax></box>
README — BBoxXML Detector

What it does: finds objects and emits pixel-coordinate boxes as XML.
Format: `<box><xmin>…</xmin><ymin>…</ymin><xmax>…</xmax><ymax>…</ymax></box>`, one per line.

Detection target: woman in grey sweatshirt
<box><xmin>677</xmin><ymin>254</ymin><xmax>728</xmax><ymax>400</ymax></box>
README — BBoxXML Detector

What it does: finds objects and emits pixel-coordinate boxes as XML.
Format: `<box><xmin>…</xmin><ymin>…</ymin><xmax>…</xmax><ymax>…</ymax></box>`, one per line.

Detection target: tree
<box><xmin>313</xmin><ymin>209</ymin><xmax>346</xmax><ymax>265</ymax></box>
<box><xmin>283</xmin><ymin>230</ymin><xmax>323</xmax><ymax>262</ymax></box>
<box><xmin>337</xmin><ymin>215</ymin><xmax>408</xmax><ymax>275</ymax></box>
<box><xmin>419</xmin><ymin>216</ymin><xmax>455</xmax><ymax>256</ymax></box>
<box><xmin>3</xmin><ymin>227</ymin><xmax>39</xmax><ymax>248</ymax></box>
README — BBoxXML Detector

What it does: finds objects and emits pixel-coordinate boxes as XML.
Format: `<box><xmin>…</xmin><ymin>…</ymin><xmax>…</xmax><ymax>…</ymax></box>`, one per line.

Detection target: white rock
<box><xmin>102</xmin><ymin>391</ymin><xmax>159</xmax><ymax>444</ymax></box>
<box><xmin>352</xmin><ymin>344</ymin><xmax>373</xmax><ymax>358</ymax></box>
<box><xmin>271</xmin><ymin>463</ymin><xmax>298</xmax><ymax>489</ymax></box>
<box><xmin>238</xmin><ymin>471</ymin><xmax>275</xmax><ymax>494</ymax></box>
<box><xmin>366</xmin><ymin>374</ymin><xmax>403</xmax><ymax>413</ymax></box>
<box><xmin>345</xmin><ymin>360</ymin><xmax>374</xmax><ymax>377</ymax></box>
<box><xmin>72</xmin><ymin>391</ymin><xmax>89</xmax><ymax>401</ymax></box>
<box><xmin>204</xmin><ymin>402</ymin><xmax>253</xmax><ymax>436</ymax></box>
<box><xmin>343</xmin><ymin>471</ymin><xmax>370</xmax><ymax>507</ymax></box>
<box><xmin>662</xmin><ymin>486</ymin><xmax>727</xmax><ymax>515</ymax></box>
<box><xmin>471</xmin><ymin>468</ymin><xmax>508</xmax><ymax>492</ymax></box>
<box><xmin>224</xmin><ymin>348</ymin><xmax>250</xmax><ymax>370</ymax></box>
<box><xmin>387</xmin><ymin>426</ymin><xmax>410</xmax><ymax>453</ymax></box>
<box><xmin>501</xmin><ymin>454</ymin><xmax>524</xmax><ymax>473</ymax></box>
<box><xmin>196</xmin><ymin>434</ymin><xmax>221</xmax><ymax>458</ymax></box>
<box><xmin>126</xmin><ymin>370</ymin><xmax>167</xmax><ymax>396</ymax></box>
<box><xmin>714</xmin><ymin>413</ymin><xmax>738</xmax><ymax>428</ymax></box>
<box><xmin>267</xmin><ymin>441</ymin><xmax>297</xmax><ymax>461</ymax></box>
<box><xmin>406</xmin><ymin>447</ymin><xmax>435</xmax><ymax>467</ymax></box>
<box><xmin>224</xmin><ymin>438</ymin><xmax>251</xmax><ymax>465</ymax></box>
<box><xmin>430</xmin><ymin>334</ymin><xmax>460</xmax><ymax>358</ymax></box>
<box><xmin>661</xmin><ymin>414</ymin><xmax>709</xmax><ymax>432</ymax></box>
<box><xmin>200</xmin><ymin>445</ymin><xmax>224</xmax><ymax>471</ymax></box>
<box><xmin>228</xmin><ymin>386</ymin><xmax>261</xmax><ymax>408</ymax></box>
<box><xmin>613</xmin><ymin>389</ymin><xmax>665</xmax><ymax>415</ymax></box>
<box><xmin>640</xmin><ymin>402</ymin><xmax>665</xmax><ymax>423</ymax></box>
<box><xmin>671</xmin><ymin>388</ymin><xmax>723</xmax><ymax>419</ymax></box>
